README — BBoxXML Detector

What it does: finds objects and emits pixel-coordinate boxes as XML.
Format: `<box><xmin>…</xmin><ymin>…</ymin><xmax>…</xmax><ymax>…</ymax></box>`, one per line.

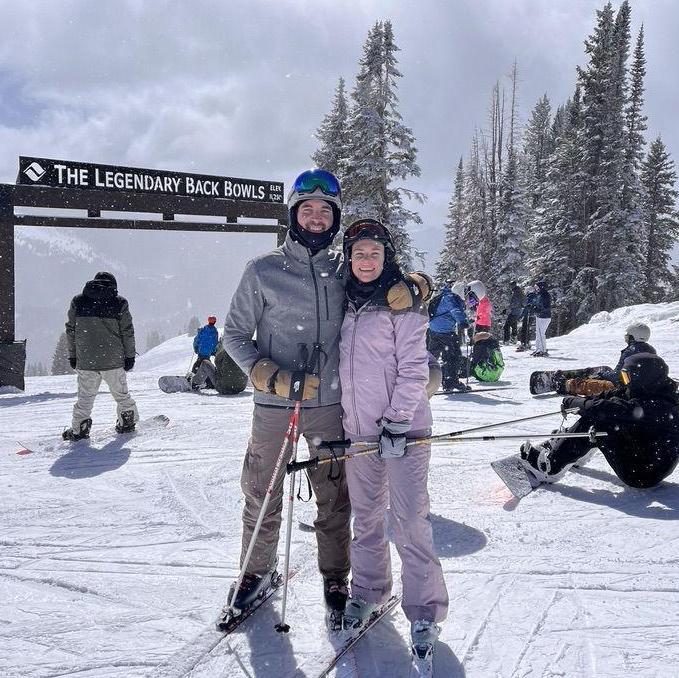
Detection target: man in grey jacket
<box><xmin>223</xmin><ymin>169</ymin><xmax>428</xmax><ymax>615</ymax></box>
<box><xmin>62</xmin><ymin>272</ymin><xmax>138</xmax><ymax>440</ymax></box>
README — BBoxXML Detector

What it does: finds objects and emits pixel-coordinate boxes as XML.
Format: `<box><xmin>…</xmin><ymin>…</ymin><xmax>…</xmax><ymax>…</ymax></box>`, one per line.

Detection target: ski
<box><xmin>434</xmin><ymin>386</ymin><xmax>512</xmax><ymax>396</ymax></box>
<box><xmin>409</xmin><ymin>645</ymin><xmax>434</xmax><ymax>677</ymax></box>
<box><xmin>315</xmin><ymin>594</ymin><xmax>401</xmax><ymax>678</ymax></box>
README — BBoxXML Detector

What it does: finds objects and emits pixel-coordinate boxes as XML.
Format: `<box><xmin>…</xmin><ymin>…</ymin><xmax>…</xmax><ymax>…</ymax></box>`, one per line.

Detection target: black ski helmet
<box><xmin>343</xmin><ymin>219</ymin><xmax>395</xmax><ymax>263</ymax></box>
<box><xmin>287</xmin><ymin>169</ymin><xmax>342</xmax><ymax>251</ymax></box>
<box><xmin>621</xmin><ymin>353</ymin><xmax>669</xmax><ymax>395</ymax></box>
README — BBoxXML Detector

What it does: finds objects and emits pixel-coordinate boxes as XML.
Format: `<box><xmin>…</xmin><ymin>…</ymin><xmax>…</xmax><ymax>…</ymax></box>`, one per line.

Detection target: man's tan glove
<box><xmin>387</xmin><ymin>271</ymin><xmax>433</xmax><ymax>311</ymax></box>
<box><xmin>250</xmin><ymin>359</ymin><xmax>319</xmax><ymax>400</ymax></box>
<box><xmin>566</xmin><ymin>377</ymin><xmax>615</xmax><ymax>397</ymax></box>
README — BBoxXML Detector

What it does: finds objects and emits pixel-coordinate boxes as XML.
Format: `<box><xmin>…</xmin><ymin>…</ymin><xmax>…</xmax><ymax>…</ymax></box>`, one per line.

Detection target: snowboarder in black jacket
<box><xmin>520</xmin><ymin>353</ymin><xmax>679</xmax><ymax>488</ymax></box>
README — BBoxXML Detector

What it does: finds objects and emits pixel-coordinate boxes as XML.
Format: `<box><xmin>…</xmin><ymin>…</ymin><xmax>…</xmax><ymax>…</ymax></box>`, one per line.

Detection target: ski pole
<box><xmin>288</xmin><ymin>425</ymin><xmax>606</xmax><ymax>473</ymax></box>
<box><xmin>287</xmin><ymin>408</ymin><xmax>578</xmax><ymax>474</ymax></box>
<box><xmin>228</xmin><ymin>398</ymin><xmax>300</xmax><ymax>619</ymax></box>
<box><xmin>275</xmin><ymin>395</ymin><xmax>303</xmax><ymax>634</ymax></box>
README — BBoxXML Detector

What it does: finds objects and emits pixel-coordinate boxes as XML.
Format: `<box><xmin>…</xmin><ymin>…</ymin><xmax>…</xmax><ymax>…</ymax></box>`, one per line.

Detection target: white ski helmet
<box><xmin>451</xmin><ymin>281</ymin><xmax>466</xmax><ymax>300</ymax></box>
<box><xmin>624</xmin><ymin>322</ymin><xmax>651</xmax><ymax>343</ymax></box>
<box><xmin>467</xmin><ymin>280</ymin><xmax>487</xmax><ymax>299</ymax></box>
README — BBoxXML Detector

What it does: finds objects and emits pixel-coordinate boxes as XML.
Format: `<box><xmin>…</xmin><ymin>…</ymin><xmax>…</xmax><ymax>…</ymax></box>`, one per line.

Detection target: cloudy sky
<box><xmin>1</xmin><ymin>0</ymin><xmax>677</xmax><ymax>361</ymax></box>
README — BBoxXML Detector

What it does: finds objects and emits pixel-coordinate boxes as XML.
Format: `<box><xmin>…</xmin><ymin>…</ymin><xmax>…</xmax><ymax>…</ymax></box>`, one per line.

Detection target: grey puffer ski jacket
<box><xmin>223</xmin><ymin>234</ymin><xmax>345</xmax><ymax>408</ymax></box>
<box><xmin>66</xmin><ymin>279</ymin><xmax>136</xmax><ymax>371</ymax></box>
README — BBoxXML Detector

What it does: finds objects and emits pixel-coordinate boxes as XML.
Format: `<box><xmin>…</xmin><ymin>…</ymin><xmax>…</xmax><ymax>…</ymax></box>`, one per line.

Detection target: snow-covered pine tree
<box><xmin>640</xmin><ymin>137</ymin><xmax>679</xmax><ymax>302</ymax></box>
<box><xmin>186</xmin><ymin>316</ymin><xmax>200</xmax><ymax>334</ymax></box>
<box><xmin>521</xmin><ymin>94</ymin><xmax>553</xmax><ymax>214</ymax></box>
<box><xmin>458</xmin><ymin>131</ymin><xmax>487</xmax><ymax>282</ymax></box>
<box><xmin>51</xmin><ymin>332</ymin><xmax>74</xmax><ymax>375</ymax></box>
<box><xmin>494</xmin><ymin>62</ymin><xmax>526</xmax><ymax>315</ymax></box>
<box><xmin>311</xmin><ymin>77</ymin><xmax>349</xmax><ymax>178</ymax></box>
<box><xmin>434</xmin><ymin>158</ymin><xmax>465</xmax><ymax>285</ymax></box>
<box><xmin>342</xmin><ymin>20</ymin><xmax>424</xmax><ymax>268</ymax></box>
<box><xmin>531</xmin><ymin>89</ymin><xmax>590</xmax><ymax>330</ymax></box>
<box><xmin>578</xmin><ymin>1</ymin><xmax>643</xmax><ymax>312</ymax></box>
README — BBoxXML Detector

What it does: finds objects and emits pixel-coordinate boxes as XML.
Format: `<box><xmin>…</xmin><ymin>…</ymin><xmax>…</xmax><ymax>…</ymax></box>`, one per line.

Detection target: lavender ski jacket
<box><xmin>339</xmin><ymin>300</ymin><xmax>432</xmax><ymax>441</ymax></box>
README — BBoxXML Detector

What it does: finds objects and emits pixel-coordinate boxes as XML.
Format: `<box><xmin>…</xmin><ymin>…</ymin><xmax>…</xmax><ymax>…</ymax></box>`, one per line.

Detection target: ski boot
<box><xmin>342</xmin><ymin>596</ymin><xmax>377</xmax><ymax>635</ymax></box>
<box><xmin>515</xmin><ymin>343</ymin><xmax>527</xmax><ymax>352</ymax></box>
<box><xmin>62</xmin><ymin>418</ymin><xmax>92</xmax><ymax>442</ymax></box>
<box><xmin>115</xmin><ymin>410</ymin><xmax>136</xmax><ymax>434</ymax></box>
<box><xmin>410</xmin><ymin>619</ymin><xmax>440</xmax><ymax>674</ymax></box>
<box><xmin>324</xmin><ymin>577</ymin><xmax>348</xmax><ymax>632</ymax></box>
<box><xmin>227</xmin><ymin>569</ymin><xmax>279</xmax><ymax>613</ymax></box>
<box><xmin>448</xmin><ymin>381</ymin><xmax>472</xmax><ymax>393</ymax></box>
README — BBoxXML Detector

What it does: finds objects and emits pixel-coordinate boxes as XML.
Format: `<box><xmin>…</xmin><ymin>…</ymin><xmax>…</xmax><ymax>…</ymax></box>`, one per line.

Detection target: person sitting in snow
<box><xmin>552</xmin><ymin>323</ymin><xmax>657</xmax><ymax>397</ymax></box>
<box><xmin>519</xmin><ymin>353</ymin><xmax>679</xmax><ymax>489</ymax></box>
<box><xmin>190</xmin><ymin>316</ymin><xmax>219</xmax><ymax>390</ymax></box>
<box><xmin>338</xmin><ymin>218</ymin><xmax>448</xmax><ymax>661</ymax></box>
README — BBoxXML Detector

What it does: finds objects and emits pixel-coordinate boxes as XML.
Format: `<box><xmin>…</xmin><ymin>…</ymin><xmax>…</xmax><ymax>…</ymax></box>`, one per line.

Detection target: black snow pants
<box><xmin>549</xmin><ymin>418</ymin><xmax>679</xmax><ymax>489</ymax></box>
<box><xmin>503</xmin><ymin>313</ymin><xmax>519</xmax><ymax>343</ymax></box>
<box><xmin>427</xmin><ymin>331</ymin><xmax>463</xmax><ymax>390</ymax></box>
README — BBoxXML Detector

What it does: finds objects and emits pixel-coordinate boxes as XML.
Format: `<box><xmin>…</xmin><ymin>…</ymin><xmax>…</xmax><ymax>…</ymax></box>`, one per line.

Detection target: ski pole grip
<box><xmin>288</xmin><ymin>370</ymin><xmax>306</xmax><ymax>401</ymax></box>
<box><xmin>286</xmin><ymin>457</ymin><xmax>320</xmax><ymax>474</ymax></box>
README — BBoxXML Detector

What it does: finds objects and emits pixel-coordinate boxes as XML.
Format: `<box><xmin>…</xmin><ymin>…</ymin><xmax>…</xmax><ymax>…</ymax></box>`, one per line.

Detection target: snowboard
<box><xmin>529</xmin><ymin>366</ymin><xmax>611</xmax><ymax>395</ymax></box>
<box><xmin>17</xmin><ymin>414</ymin><xmax>170</xmax><ymax>455</ymax></box>
<box><xmin>158</xmin><ymin>375</ymin><xmax>192</xmax><ymax>393</ymax></box>
<box><xmin>491</xmin><ymin>453</ymin><xmax>540</xmax><ymax>498</ymax></box>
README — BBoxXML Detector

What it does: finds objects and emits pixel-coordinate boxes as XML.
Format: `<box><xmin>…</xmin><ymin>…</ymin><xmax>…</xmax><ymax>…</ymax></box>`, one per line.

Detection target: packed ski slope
<box><xmin>2</xmin><ymin>302</ymin><xmax>678</xmax><ymax>678</ymax></box>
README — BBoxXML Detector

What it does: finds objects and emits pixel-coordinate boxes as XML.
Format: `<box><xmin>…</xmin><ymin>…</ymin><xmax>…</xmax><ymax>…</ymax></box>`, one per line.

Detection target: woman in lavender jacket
<box><xmin>338</xmin><ymin>219</ymin><xmax>449</xmax><ymax>658</ymax></box>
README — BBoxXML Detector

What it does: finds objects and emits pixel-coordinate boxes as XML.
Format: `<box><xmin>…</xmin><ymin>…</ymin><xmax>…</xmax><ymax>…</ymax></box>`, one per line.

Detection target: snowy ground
<box><xmin>2</xmin><ymin>302</ymin><xmax>679</xmax><ymax>678</ymax></box>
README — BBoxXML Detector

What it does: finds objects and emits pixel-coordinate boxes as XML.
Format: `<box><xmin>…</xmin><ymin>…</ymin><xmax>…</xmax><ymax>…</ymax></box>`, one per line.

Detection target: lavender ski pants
<box><xmin>346</xmin><ymin>439</ymin><xmax>449</xmax><ymax>623</ymax></box>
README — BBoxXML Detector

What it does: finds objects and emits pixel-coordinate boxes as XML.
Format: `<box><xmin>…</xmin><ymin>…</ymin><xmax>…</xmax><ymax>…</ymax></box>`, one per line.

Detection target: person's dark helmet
<box><xmin>343</xmin><ymin>219</ymin><xmax>395</xmax><ymax>263</ymax></box>
<box><xmin>621</xmin><ymin>353</ymin><xmax>670</xmax><ymax>395</ymax></box>
<box><xmin>94</xmin><ymin>271</ymin><xmax>117</xmax><ymax>290</ymax></box>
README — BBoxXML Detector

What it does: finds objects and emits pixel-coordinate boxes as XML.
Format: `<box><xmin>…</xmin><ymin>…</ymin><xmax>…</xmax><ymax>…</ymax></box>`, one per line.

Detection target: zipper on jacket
<box><xmin>349</xmin><ymin>310</ymin><xmax>361</xmax><ymax>436</ymax></box>
<box><xmin>324</xmin><ymin>287</ymin><xmax>330</xmax><ymax>320</ymax></box>
<box><xmin>308</xmin><ymin>256</ymin><xmax>322</xmax><ymax>403</ymax></box>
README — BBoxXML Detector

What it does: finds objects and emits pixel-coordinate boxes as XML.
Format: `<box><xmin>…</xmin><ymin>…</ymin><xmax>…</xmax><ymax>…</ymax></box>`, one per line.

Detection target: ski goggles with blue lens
<box><xmin>292</xmin><ymin>169</ymin><xmax>341</xmax><ymax>198</ymax></box>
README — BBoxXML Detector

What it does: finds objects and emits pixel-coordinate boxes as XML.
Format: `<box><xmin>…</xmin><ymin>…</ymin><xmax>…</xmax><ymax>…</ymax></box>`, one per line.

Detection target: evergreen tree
<box><xmin>311</xmin><ymin>77</ymin><xmax>349</xmax><ymax>177</ymax></box>
<box><xmin>434</xmin><ymin>158</ymin><xmax>465</xmax><ymax>285</ymax></box>
<box><xmin>640</xmin><ymin>137</ymin><xmax>679</xmax><ymax>301</ymax></box>
<box><xmin>51</xmin><ymin>332</ymin><xmax>74</xmax><ymax>375</ymax></box>
<box><xmin>577</xmin><ymin>1</ymin><xmax>643</xmax><ymax>312</ymax></box>
<box><xmin>494</xmin><ymin>62</ymin><xmax>525</xmax><ymax>312</ymax></box>
<box><xmin>145</xmin><ymin>329</ymin><xmax>165</xmax><ymax>352</ymax></box>
<box><xmin>186</xmin><ymin>316</ymin><xmax>201</xmax><ymax>335</ymax></box>
<box><xmin>458</xmin><ymin>132</ymin><xmax>487</xmax><ymax>281</ymax></box>
<box><xmin>342</xmin><ymin>20</ymin><xmax>424</xmax><ymax>268</ymax></box>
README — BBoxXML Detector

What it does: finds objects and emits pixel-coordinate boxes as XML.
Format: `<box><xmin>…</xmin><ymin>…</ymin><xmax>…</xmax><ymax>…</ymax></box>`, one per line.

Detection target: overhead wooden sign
<box><xmin>17</xmin><ymin>156</ymin><xmax>285</xmax><ymax>203</ymax></box>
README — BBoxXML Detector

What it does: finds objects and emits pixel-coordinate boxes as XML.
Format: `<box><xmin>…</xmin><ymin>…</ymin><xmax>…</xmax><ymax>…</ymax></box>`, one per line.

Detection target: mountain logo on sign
<box><xmin>24</xmin><ymin>162</ymin><xmax>47</xmax><ymax>182</ymax></box>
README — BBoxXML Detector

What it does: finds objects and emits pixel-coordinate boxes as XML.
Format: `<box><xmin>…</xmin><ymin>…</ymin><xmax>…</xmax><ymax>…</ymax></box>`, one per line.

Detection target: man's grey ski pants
<box><xmin>72</xmin><ymin>367</ymin><xmax>139</xmax><ymax>429</ymax></box>
<box><xmin>239</xmin><ymin>402</ymin><xmax>351</xmax><ymax>580</ymax></box>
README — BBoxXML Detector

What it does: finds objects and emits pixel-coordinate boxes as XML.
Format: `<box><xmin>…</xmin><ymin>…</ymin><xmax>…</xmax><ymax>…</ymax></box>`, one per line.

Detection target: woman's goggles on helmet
<box><xmin>293</xmin><ymin>170</ymin><xmax>341</xmax><ymax>198</ymax></box>
<box><xmin>344</xmin><ymin>219</ymin><xmax>390</xmax><ymax>242</ymax></box>
<box><xmin>620</xmin><ymin>368</ymin><xmax>631</xmax><ymax>386</ymax></box>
